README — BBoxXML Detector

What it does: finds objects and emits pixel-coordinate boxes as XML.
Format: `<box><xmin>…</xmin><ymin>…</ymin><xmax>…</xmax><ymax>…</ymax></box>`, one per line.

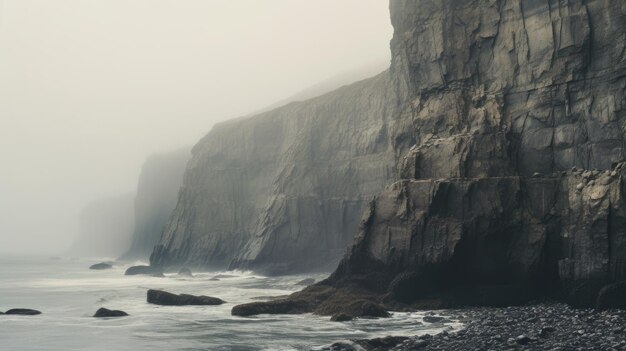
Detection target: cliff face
<box><xmin>121</xmin><ymin>148</ymin><xmax>190</xmax><ymax>260</ymax></box>
<box><xmin>70</xmin><ymin>194</ymin><xmax>134</xmax><ymax>258</ymax></box>
<box><xmin>324</xmin><ymin>0</ymin><xmax>626</xmax><ymax>306</ymax></box>
<box><xmin>150</xmin><ymin>72</ymin><xmax>401</xmax><ymax>273</ymax></box>
<box><xmin>152</xmin><ymin>0</ymin><xmax>626</xmax><ymax>308</ymax></box>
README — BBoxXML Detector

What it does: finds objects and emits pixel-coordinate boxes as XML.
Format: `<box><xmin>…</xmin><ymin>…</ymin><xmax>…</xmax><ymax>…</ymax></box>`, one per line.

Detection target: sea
<box><xmin>0</xmin><ymin>256</ymin><xmax>460</xmax><ymax>350</ymax></box>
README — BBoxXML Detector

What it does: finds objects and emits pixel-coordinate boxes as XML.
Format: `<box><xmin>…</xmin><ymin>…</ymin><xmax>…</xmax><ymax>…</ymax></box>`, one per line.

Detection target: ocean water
<box><xmin>0</xmin><ymin>256</ymin><xmax>460</xmax><ymax>350</ymax></box>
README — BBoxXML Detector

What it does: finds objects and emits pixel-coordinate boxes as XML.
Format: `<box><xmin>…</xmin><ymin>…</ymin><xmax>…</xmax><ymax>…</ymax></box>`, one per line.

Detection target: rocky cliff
<box><xmin>150</xmin><ymin>72</ymin><xmax>401</xmax><ymax>273</ymax></box>
<box><xmin>326</xmin><ymin>0</ymin><xmax>626</xmax><ymax>307</ymax></box>
<box><xmin>121</xmin><ymin>148</ymin><xmax>190</xmax><ymax>260</ymax></box>
<box><xmin>231</xmin><ymin>0</ymin><xmax>626</xmax><ymax>312</ymax></box>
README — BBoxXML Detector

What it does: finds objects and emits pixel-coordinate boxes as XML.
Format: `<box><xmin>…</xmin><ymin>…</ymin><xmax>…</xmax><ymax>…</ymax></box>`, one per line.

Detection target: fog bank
<box><xmin>0</xmin><ymin>0</ymin><xmax>392</xmax><ymax>254</ymax></box>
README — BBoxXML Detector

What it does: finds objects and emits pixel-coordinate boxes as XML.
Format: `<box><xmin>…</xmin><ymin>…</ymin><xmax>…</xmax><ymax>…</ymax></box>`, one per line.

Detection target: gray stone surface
<box><xmin>326</xmin><ymin>0</ymin><xmax>626</xmax><ymax>307</ymax></box>
<box><xmin>150</xmin><ymin>72</ymin><xmax>400</xmax><ymax>274</ymax></box>
<box><xmin>229</xmin><ymin>0</ymin><xmax>626</xmax><ymax>314</ymax></box>
<box><xmin>152</xmin><ymin>0</ymin><xmax>626</xmax><ymax>299</ymax></box>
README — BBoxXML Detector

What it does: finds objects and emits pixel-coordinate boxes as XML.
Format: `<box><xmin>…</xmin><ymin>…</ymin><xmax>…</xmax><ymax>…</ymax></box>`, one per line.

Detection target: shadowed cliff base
<box><xmin>232</xmin><ymin>164</ymin><xmax>626</xmax><ymax>315</ymax></box>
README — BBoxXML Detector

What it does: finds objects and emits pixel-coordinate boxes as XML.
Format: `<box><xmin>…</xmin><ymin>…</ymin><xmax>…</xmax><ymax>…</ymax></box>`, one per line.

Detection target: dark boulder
<box><xmin>5</xmin><ymin>309</ymin><xmax>41</xmax><ymax>315</ymax></box>
<box><xmin>596</xmin><ymin>282</ymin><xmax>626</xmax><ymax>310</ymax></box>
<box><xmin>125</xmin><ymin>265</ymin><xmax>162</xmax><ymax>276</ymax></box>
<box><xmin>330</xmin><ymin>313</ymin><xmax>353</xmax><ymax>322</ymax></box>
<box><xmin>231</xmin><ymin>299</ymin><xmax>313</xmax><ymax>316</ymax></box>
<box><xmin>147</xmin><ymin>289</ymin><xmax>224</xmax><ymax>306</ymax></box>
<box><xmin>295</xmin><ymin>278</ymin><xmax>315</xmax><ymax>286</ymax></box>
<box><xmin>178</xmin><ymin>268</ymin><xmax>193</xmax><ymax>277</ymax></box>
<box><xmin>316</xmin><ymin>298</ymin><xmax>390</xmax><ymax>319</ymax></box>
<box><xmin>516</xmin><ymin>335</ymin><xmax>531</xmax><ymax>345</ymax></box>
<box><xmin>93</xmin><ymin>308</ymin><xmax>128</xmax><ymax>318</ymax></box>
<box><xmin>90</xmin><ymin>262</ymin><xmax>113</xmax><ymax>270</ymax></box>
<box><xmin>231</xmin><ymin>284</ymin><xmax>390</xmax><ymax>318</ymax></box>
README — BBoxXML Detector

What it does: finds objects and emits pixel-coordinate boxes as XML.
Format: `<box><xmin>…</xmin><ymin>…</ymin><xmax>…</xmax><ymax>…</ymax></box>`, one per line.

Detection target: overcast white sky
<box><xmin>0</xmin><ymin>0</ymin><xmax>392</xmax><ymax>255</ymax></box>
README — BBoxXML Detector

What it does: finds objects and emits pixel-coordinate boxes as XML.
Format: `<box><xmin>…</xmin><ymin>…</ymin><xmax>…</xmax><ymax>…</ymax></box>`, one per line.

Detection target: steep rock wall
<box><xmin>121</xmin><ymin>148</ymin><xmax>190</xmax><ymax>260</ymax></box>
<box><xmin>150</xmin><ymin>72</ymin><xmax>401</xmax><ymax>273</ymax></box>
<box><xmin>325</xmin><ymin>0</ymin><xmax>626</xmax><ymax>306</ymax></box>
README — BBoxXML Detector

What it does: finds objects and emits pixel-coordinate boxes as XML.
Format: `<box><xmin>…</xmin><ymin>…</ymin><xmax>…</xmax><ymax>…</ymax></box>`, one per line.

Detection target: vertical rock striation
<box><xmin>150</xmin><ymin>72</ymin><xmax>401</xmax><ymax>274</ymax></box>
<box><xmin>324</xmin><ymin>0</ymin><xmax>626</xmax><ymax>307</ymax></box>
<box><xmin>231</xmin><ymin>0</ymin><xmax>626</xmax><ymax>314</ymax></box>
<box><xmin>153</xmin><ymin>0</ymin><xmax>626</xmax><ymax>309</ymax></box>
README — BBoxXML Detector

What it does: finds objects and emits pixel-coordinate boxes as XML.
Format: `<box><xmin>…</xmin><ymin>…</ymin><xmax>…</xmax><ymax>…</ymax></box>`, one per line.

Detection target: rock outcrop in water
<box><xmin>4</xmin><ymin>309</ymin><xmax>41</xmax><ymax>315</ymax></box>
<box><xmin>150</xmin><ymin>71</ymin><xmax>399</xmax><ymax>274</ymax></box>
<box><xmin>89</xmin><ymin>263</ymin><xmax>113</xmax><ymax>270</ymax></box>
<box><xmin>230</xmin><ymin>0</ymin><xmax>626</xmax><ymax>312</ymax></box>
<box><xmin>93</xmin><ymin>308</ymin><xmax>128</xmax><ymax>318</ymax></box>
<box><xmin>121</xmin><ymin>148</ymin><xmax>190</xmax><ymax>260</ymax></box>
<box><xmin>147</xmin><ymin>289</ymin><xmax>224</xmax><ymax>306</ymax></box>
<box><xmin>124</xmin><ymin>265</ymin><xmax>162</xmax><ymax>276</ymax></box>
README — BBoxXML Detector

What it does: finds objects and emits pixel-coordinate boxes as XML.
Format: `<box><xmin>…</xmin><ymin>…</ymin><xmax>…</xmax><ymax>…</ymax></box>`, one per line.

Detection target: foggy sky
<box><xmin>0</xmin><ymin>0</ymin><xmax>392</xmax><ymax>255</ymax></box>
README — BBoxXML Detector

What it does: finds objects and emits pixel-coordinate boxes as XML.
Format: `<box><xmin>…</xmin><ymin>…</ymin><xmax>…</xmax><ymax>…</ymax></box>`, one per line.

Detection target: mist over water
<box><xmin>0</xmin><ymin>0</ymin><xmax>392</xmax><ymax>255</ymax></box>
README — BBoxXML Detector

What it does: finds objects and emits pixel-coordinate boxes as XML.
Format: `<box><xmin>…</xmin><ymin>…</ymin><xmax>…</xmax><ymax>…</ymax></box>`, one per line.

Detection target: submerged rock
<box><xmin>147</xmin><ymin>289</ymin><xmax>224</xmax><ymax>306</ymax></box>
<box><xmin>89</xmin><ymin>262</ymin><xmax>113</xmax><ymax>270</ymax></box>
<box><xmin>4</xmin><ymin>309</ymin><xmax>41</xmax><ymax>315</ymax></box>
<box><xmin>93</xmin><ymin>308</ymin><xmax>128</xmax><ymax>318</ymax></box>
<box><xmin>124</xmin><ymin>265</ymin><xmax>162</xmax><ymax>276</ymax></box>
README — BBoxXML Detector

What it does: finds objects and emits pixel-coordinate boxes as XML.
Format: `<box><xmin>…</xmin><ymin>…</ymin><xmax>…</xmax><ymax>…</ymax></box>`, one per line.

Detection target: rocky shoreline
<box><xmin>321</xmin><ymin>303</ymin><xmax>626</xmax><ymax>351</ymax></box>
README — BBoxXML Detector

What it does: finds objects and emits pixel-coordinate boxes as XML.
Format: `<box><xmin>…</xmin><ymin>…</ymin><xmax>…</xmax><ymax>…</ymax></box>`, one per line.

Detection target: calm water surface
<box><xmin>0</xmin><ymin>256</ymin><xmax>460</xmax><ymax>350</ymax></box>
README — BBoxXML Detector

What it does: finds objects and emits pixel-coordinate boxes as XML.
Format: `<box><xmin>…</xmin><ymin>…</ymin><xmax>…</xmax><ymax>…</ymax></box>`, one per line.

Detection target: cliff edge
<box><xmin>150</xmin><ymin>72</ymin><xmax>401</xmax><ymax>274</ymax></box>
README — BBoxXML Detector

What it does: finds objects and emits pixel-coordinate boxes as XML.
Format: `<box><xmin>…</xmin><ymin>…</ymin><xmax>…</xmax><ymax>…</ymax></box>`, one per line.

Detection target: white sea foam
<box><xmin>0</xmin><ymin>257</ymin><xmax>461</xmax><ymax>350</ymax></box>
